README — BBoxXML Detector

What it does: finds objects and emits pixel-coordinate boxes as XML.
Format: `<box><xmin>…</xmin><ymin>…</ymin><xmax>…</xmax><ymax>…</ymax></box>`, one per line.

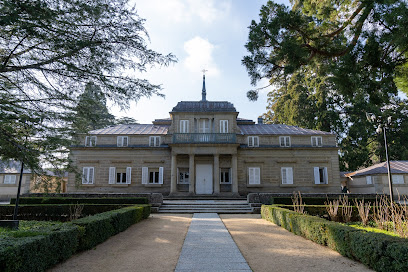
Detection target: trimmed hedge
<box><xmin>262</xmin><ymin>205</ymin><xmax>408</xmax><ymax>272</ymax></box>
<box><xmin>270</xmin><ymin>197</ymin><xmax>378</xmax><ymax>205</ymax></box>
<box><xmin>276</xmin><ymin>204</ymin><xmax>362</xmax><ymax>221</ymax></box>
<box><xmin>0</xmin><ymin>205</ymin><xmax>151</xmax><ymax>271</ymax></box>
<box><xmin>0</xmin><ymin>204</ymin><xmax>131</xmax><ymax>221</ymax></box>
<box><xmin>10</xmin><ymin>197</ymin><xmax>148</xmax><ymax>205</ymax></box>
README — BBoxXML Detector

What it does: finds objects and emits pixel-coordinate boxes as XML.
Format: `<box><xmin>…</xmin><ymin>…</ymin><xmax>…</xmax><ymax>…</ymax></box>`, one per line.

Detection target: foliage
<box><xmin>10</xmin><ymin>197</ymin><xmax>148</xmax><ymax>205</ymax></box>
<box><xmin>0</xmin><ymin>0</ymin><xmax>176</xmax><ymax>173</ymax></box>
<box><xmin>243</xmin><ymin>0</ymin><xmax>408</xmax><ymax>170</ymax></box>
<box><xmin>270</xmin><ymin>196</ymin><xmax>378</xmax><ymax>205</ymax></box>
<box><xmin>262</xmin><ymin>205</ymin><xmax>408</xmax><ymax>272</ymax></box>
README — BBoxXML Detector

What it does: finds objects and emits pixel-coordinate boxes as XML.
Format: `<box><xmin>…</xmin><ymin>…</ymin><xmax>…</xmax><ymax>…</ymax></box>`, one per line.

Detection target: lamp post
<box><xmin>367</xmin><ymin>113</ymin><xmax>394</xmax><ymax>202</ymax></box>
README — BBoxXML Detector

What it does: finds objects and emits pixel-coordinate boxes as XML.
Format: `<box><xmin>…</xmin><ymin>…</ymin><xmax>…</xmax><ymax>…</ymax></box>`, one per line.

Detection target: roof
<box><xmin>90</xmin><ymin>124</ymin><xmax>169</xmax><ymax>135</ymax></box>
<box><xmin>171</xmin><ymin>101</ymin><xmax>237</xmax><ymax>113</ymax></box>
<box><xmin>238</xmin><ymin>124</ymin><xmax>333</xmax><ymax>135</ymax></box>
<box><xmin>0</xmin><ymin>161</ymin><xmax>31</xmax><ymax>174</ymax></box>
<box><xmin>346</xmin><ymin>161</ymin><xmax>408</xmax><ymax>177</ymax></box>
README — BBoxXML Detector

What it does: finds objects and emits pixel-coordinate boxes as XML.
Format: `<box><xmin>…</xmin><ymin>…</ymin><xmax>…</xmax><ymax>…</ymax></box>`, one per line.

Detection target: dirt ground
<box><xmin>220</xmin><ymin>214</ymin><xmax>374</xmax><ymax>272</ymax></box>
<box><xmin>49</xmin><ymin>214</ymin><xmax>192</xmax><ymax>272</ymax></box>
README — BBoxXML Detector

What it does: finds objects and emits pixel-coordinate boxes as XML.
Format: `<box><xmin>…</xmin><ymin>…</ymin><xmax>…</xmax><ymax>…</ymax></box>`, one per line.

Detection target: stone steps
<box><xmin>158</xmin><ymin>199</ymin><xmax>254</xmax><ymax>214</ymax></box>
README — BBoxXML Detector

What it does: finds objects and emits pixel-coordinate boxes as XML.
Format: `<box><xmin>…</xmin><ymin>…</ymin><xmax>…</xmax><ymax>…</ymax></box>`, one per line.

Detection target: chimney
<box><xmin>258</xmin><ymin>117</ymin><xmax>263</xmax><ymax>124</ymax></box>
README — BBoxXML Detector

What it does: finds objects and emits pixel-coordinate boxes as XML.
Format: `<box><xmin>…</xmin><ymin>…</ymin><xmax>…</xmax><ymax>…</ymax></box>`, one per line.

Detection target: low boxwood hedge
<box><xmin>270</xmin><ymin>197</ymin><xmax>378</xmax><ymax>205</ymax></box>
<box><xmin>276</xmin><ymin>204</ymin><xmax>362</xmax><ymax>221</ymax></box>
<box><xmin>0</xmin><ymin>205</ymin><xmax>151</xmax><ymax>271</ymax></box>
<box><xmin>10</xmin><ymin>197</ymin><xmax>148</xmax><ymax>205</ymax></box>
<box><xmin>261</xmin><ymin>205</ymin><xmax>408</xmax><ymax>272</ymax></box>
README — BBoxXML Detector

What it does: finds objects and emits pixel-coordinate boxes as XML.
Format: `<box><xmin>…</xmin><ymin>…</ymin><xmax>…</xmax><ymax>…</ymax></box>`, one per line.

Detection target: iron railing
<box><xmin>172</xmin><ymin>133</ymin><xmax>236</xmax><ymax>144</ymax></box>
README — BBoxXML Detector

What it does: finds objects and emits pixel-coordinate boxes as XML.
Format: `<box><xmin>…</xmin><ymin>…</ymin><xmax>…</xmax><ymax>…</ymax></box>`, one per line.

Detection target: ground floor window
<box><xmin>142</xmin><ymin>167</ymin><xmax>163</xmax><ymax>184</ymax></box>
<box><xmin>281</xmin><ymin>167</ymin><xmax>293</xmax><ymax>184</ymax></box>
<box><xmin>178</xmin><ymin>168</ymin><xmax>189</xmax><ymax>184</ymax></box>
<box><xmin>248</xmin><ymin>167</ymin><xmax>260</xmax><ymax>185</ymax></box>
<box><xmin>4</xmin><ymin>175</ymin><xmax>17</xmax><ymax>184</ymax></box>
<box><xmin>220</xmin><ymin>168</ymin><xmax>231</xmax><ymax>184</ymax></box>
<box><xmin>314</xmin><ymin>167</ymin><xmax>328</xmax><ymax>184</ymax></box>
<box><xmin>109</xmin><ymin>167</ymin><xmax>131</xmax><ymax>184</ymax></box>
<box><xmin>82</xmin><ymin>167</ymin><xmax>94</xmax><ymax>184</ymax></box>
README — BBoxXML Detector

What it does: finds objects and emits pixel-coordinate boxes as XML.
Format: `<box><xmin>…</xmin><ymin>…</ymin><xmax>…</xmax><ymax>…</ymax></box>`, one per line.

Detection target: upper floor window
<box><xmin>180</xmin><ymin>120</ymin><xmax>189</xmax><ymax>133</ymax></box>
<box><xmin>85</xmin><ymin>136</ymin><xmax>97</xmax><ymax>147</ymax></box>
<box><xmin>199</xmin><ymin>119</ymin><xmax>210</xmax><ymax>133</ymax></box>
<box><xmin>392</xmin><ymin>175</ymin><xmax>404</xmax><ymax>184</ymax></box>
<box><xmin>314</xmin><ymin>167</ymin><xmax>328</xmax><ymax>184</ymax></box>
<box><xmin>279</xmin><ymin>136</ymin><xmax>291</xmax><ymax>147</ymax></box>
<box><xmin>281</xmin><ymin>167</ymin><xmax>293</xmax><ymax>184</ymax></box>
<box><xmin>220</xmin><ymin>120</ymin><xmax>228</xmax><ymax>133</ymax></box>
<box><xmin>117</xmin><ymin>136</ymin><xmax>128</xmax><ymax>147</ymax></box>
<box><xmin>82</xmin><ymin>167</ymin><xmax>94</xmax><ymax>184</ymax></box>
<box><xmin>4</xmin><ymin>175</ymin><xmax>16</xmax><ymax>184</ymax></box>
<box><xmin>149</xmin><ymin>136</ymin><xmax>161</xmax><ymax>147</ymax></box>
<box><xmin>248</xmin><ymin>136</ymin><xmax>259</xmax><ymax>147</ymax></box>
<box><xmin>366</xmin><ymin>176</ymin><xmax>372</xmax><ymax>184</ymax></box>
<box><xmin>248</xmin><ymin>167</ymin><xmax>261</xmax><ymax>184</ymax></box>
<box><xmin>311</xmin><ymin>136</ymin><xmax>322</xmax><ymax>147</ymax></box>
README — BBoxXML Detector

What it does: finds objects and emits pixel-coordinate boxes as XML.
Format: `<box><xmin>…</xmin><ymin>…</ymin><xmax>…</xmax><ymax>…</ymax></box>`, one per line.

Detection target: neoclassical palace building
<box><xmin>68</xmin><ymin>76</ymin><xmax>341</xmax><ymax>196</ymax></box>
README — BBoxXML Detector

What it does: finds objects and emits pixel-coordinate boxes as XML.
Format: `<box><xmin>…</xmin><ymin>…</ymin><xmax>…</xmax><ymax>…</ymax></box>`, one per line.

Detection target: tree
<box><xmin>0</xmin><ymin>0</ymin><xmax>176</xmax><ymax>172</ymax></box>
<box><xmin>243</xmin><ymin>0</ymin><xmax>408</xmax><ymax>171</ymax></box>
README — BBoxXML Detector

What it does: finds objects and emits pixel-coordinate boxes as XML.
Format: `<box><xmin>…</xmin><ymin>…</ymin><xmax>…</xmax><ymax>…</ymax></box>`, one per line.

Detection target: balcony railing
<box><xmin>173</xmin><ymin>133</ymin><xmax>236</xmax><ymax>144</ymax></box>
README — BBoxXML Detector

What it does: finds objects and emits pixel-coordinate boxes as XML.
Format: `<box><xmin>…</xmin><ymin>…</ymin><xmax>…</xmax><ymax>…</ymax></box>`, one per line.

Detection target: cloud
<box><xmin>183</xmin><ymin>36</ymin><xmax>220</xmax><ymax>76</ymax></box>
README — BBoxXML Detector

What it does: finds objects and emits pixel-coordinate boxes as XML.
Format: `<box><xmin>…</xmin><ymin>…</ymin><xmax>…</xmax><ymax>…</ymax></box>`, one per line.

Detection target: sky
<box><xmin>110</xmin><ymin>0</ymin><xmax>291</xmax><ymax>124</ymax></box>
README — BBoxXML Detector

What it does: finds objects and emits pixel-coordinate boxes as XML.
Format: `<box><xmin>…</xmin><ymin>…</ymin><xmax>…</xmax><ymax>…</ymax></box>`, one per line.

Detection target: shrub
<box><xmin>10</xmin><ymin>197</ymin><xmax>148</xmax><ymax>205</ymax></box>
<box><xmin>270</xmin><ymin>196</ymin><xmax>378</xmax><ymax>205</ymax></box>
<box><xmin>262</xmin><ymin>205</ymin><xmax>408</xmax><ymax>272</ymax></box>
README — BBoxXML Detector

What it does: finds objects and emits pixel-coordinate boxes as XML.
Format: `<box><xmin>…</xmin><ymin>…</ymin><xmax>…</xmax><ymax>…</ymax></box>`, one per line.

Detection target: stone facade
<box><xmin>68</xmin><ymin>77</ymin><xmax>341</xmax><ymax>196</ymax></box>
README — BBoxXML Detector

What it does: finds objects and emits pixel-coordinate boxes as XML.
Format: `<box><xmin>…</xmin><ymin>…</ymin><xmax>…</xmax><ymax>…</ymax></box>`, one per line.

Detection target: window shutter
<box><xmin>248</xmin><ymin>137</ymin><xmax>253</xmax><ymax>147</ymax></box>
<box><xmin>323</xmin><ymin>167</ymin><xmax>328</xmax><ymax>184</ymax></box>
<box><xmin>366</xmin><ymin>176</ymin><xmax>372</xmax><ymax>184</ymax></box>
<box><xmin>254</xmin><ymin>168</ymin><xmax>260</xmax><ymax>184</ymax></box>
<box><xmin>159</xmin><ymin>167</ymin><xmax>164</xmax><ymax>184</ymax></box>
<box><xmin>149</xmin><ymin>137</ymin><xmax>153</xmax><ymax>146</ymax></box>
<box><xmin>248</xmin><ymin>168</ymin><xmax>254</xmax><ymax>184</ymax></box>
<box><xmin>109</xmin><ymin>167</ymin><xmax>116</xmax><ymax>184</ymax></box>
<box><xmin>91</xmin><ymin>136</ymin><xmax>96</xmax><ymax>146</ymax></box>
<box><xmin>281</xmin><ymin>168</ymin><xmax>287</xmax><ymax>184</ymax></box>
<box><xmin>287</xmin><ymin>167</ymin><xmax>293</xmax><ymax>184</ymax></box>
<box><xmin>314</xmin><ymin>167</ymin><xmax>320</xmax><ymax>184</ymax></box>
<box><xmin>254</xmin><ymin>136</ymin><xmax>259</xmax><ymax>147</ymax></box>
<box><xmin>126</xmin><ymin>167</ymin><xmax>131</xmax><ymax>184</ymax></box>
<box><xmin>89</xmin><ymin>167</ymin><xmax>94</xmax><ymax>184</ymax></box>
<box><xmin>12</xmin><ymin>175</ymin><xmax>17</xmax><ymax>184</ymax></box>
<box><xmin>82</xmin><ymin>167</ymin><xmax>89</xmax><ymax>184</ymax></box>
<box><xmin>85</xmin><ymin>136</ymin><xmax>90</xmax><ymax>146</ymax></box>
<box><xmin>156</xmin><ymin>137</ymin><xmax>160</xmax><ymax>147</ymax></box>
<box><xmin>287</xmin><ymin>137</ymin><xmax>291</xmax><ymax>147</ymax></box>
<box><xmin>117</xmin><ymin>137</ymin><xmax>121</xmax><ymax>147</ymax></box>
<box><xmin>142</xmin><ymin>167</ymin><xmax>148</xmax><ymax>184</ymax></box>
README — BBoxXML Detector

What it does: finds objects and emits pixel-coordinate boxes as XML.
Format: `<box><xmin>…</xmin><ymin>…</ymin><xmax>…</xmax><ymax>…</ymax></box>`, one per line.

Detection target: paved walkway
<box><xmin>175</xmin><ymin>213</ymin><xmax>251</xmax><ymax>272</ymax></box>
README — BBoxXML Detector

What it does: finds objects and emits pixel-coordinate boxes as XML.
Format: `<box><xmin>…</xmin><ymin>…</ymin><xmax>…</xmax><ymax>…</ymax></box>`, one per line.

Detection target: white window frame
<box><xmin>311</xmin><ymin>136</ymin><xmax>322</xmax><ymax>147</ymax></box>
<box><xmin>366</xmin><ymin>176</ymin><xmax>372</xmax><ymax>185</ymax></box>
<box><xmin>314</xmin><ymin>167</ymin><xmax>328</xmax><ymax>184</ymax></box>
<box><xmin>177</xmin><ymin>168</ymin><xmax>190</xmax><ymax>184</ymax></box>
<box><xmin>85</xmin><ymin>136</ymin><xmax>97</xmax><ymax>147</ymax></box>
<box><xmin>82</xmin><ymin>167</ymin><xmax>94</xmax><ymax>184</ymax></box>
<box><xmin>281</xmin><ymin>167</ymin><xmax>293</xmax><ymax>184</ymax></box>
<box><xmin>108</xmin><ymin>167</ymin><xmax>131</xmax><ymax>184</ymax></box>
<box><xmin>142</xmin><ymin>167</ymin><xmax>163</xmax><ymax>184</ymax></box>
<box><xmin>220</xmin><ymin>168</ymin><xmax>232</xmax><ymax>184</ymax></box>
<box><xmin>392</xmin><ymin>175</ymin><xmax>404</xmax><ymax>184</ymax></box>
<box><xmin>248</xmin><ymin>136</ymin><xmax>259</xmax><ymax>147</ymax></box>
<box><xmin>4</xmin><ymin>175</ymin><xmax>17</xmax><ymax>184</ymax></box>
<box><xmin>248</xmin><ymin>167</ymin><xmax>261</xmax><ymax>185</ymax></box>
<box><xmin>117</xmin><ymin>136</ymin><xmax>128</xmax><ymax>147</ymax></box>
<box><xmin>199</xmin><ymin>119</ymin><xmax>210</xmax><ymax>133</ymax></box>
<box><xmin>180</xmin><ymin>120</ymin><xmax>189</xmax><ymax>133</ymax></box>
<box><xmin>279</xmin><ymin>136</ymin><xmax>291</xmax><ymax>147</ymax></box>
<box><xmin>220</xmin><ymin>120</ymin><xmax>228</xmax><ymax>133</ymax></box>
<box><xmin>149</xmin><ymin>136</ymin><xmax>161</xmax><ymax>147</ymax></box>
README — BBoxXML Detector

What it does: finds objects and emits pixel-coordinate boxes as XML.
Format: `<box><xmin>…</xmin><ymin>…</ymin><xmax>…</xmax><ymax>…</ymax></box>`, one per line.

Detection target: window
<box><xmin>220</xmin><ymin>168</ymin><xmax>231</xmax><ymax>184</ymax></box>
<box><xmin>199</xmin><ymin>119</ymin><xmax>210</xmax><ymax>133</ymax></box>
<box><xmin>366</xmin><ymin>176</ymin><xmax>372</xmax><ymax>185</ymax></box>
<box><xmin>392</xmin><ymin>175</ymin><xmax>404</xmax><ymax>184</ymax></box>
<box><xmin>4</xmin><ymin>175</ymin><xmax>16</xmax><ymax>184</ymax></box>
<box><xmin>142</xmin><ymin>167</ymin><xmax>163</xmax><ymax>184</ymax></box>
<box><xmin>314</xmin><ymin>167</ymin><xmax>328</xmax><ymax>184</ymax></box>
<box><xmin>248</xmin><ymin>167</ymin><xmax>260</xmax><ymax>184</ymax></box>
<box><xmin>220</xmin><ymin>120</ymin><xmax>228</xmax><ymax>133</ymax></box>
<box><xmin>178</xmin><ymin>168</ymin><xmax>189</xmax><ymax>184</ymax></box>
<box><xmin>117</xmin><ymin>136</ymin><xmax>128</xmax><ymax>147</ymax></box>
<box><xmin>279</xmin><ymin>136</ymin><xmax>291</xmax><ymax>147</ymax></box>
<box><xmin>281</xmin><ymin>167</ymin><xmax>293</xmax><ymax>184</ymax></box>
<box><xmin>248</xmin><ymin>136</ymin><xmax>259</xmax><ymax>147</ymax></box>
<box><xmin>85</xmin><ymin>136</ymin><xmax>97</xmax><ymax>147</ymax></box>
<box><xmin>180</xmin><ymin>120</ymin><xmax>189</xmax><ymax>133</ymax></box>
<box><xmin>149</xmin><ymin>136</ymin><xmax>161</xmax><ymax>147</ymax></box>
<box><xmin>82</xmin><ymin>167</ymin><xmax>94</xmax><ymax>184</ymax></box>
<box><xmin>108</xmin><ymin>167</ymin><xmax>131</xmax><ymax>184</ymax></box>
<box><xmin>311</xmin><ymin>136</ymin><xmax>322</xmax><ymax>147</ymax></box>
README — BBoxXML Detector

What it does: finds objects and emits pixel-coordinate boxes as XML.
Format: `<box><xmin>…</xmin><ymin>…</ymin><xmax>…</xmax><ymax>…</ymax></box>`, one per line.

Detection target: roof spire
<box><xmin>201</xmin><ymin>69</ymin><xmax>207</xmax><ymax>101</ymax></box>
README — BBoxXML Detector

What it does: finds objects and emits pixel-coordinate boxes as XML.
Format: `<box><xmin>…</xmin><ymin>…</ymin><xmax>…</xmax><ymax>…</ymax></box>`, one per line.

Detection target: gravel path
<box><xmin>220</xmin><ymin>214</ymin><xmax>374</xmax><ymax>272</ymax></box>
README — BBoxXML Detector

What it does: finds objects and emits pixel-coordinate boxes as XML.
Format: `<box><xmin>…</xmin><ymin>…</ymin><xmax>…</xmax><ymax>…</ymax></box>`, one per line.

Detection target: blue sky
<box><xmin>110</xmin><ymin>0</ymin><xmax>290</xmax><ymax>124</ymax></box>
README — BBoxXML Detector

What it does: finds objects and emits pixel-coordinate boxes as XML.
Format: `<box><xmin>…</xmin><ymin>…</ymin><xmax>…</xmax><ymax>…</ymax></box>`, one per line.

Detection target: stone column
<box><xmin>189</xmin><ymin>154</ymin><xmax>195</xmax><ymax>194</ymax></box>
<box><xmin>214</xmin><ymin>154</ymin><xmax>220</xmax><ymax>194</ymax></box>
<box><xmin>170</xmin><ymin>154</ymin><xmax>177</xmax><ymax>194</ymax></box>
<box><xmin>232</xmin><ymin>154</ymin><xmax>238</xmax><ymax>194</ymax></box>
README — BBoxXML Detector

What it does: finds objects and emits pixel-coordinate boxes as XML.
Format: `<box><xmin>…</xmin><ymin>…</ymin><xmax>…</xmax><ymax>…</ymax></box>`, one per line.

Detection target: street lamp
<box><xmin>366</xmin><ymin>113</ymin><xmax>394</xmax><ymax>202</ymax></box>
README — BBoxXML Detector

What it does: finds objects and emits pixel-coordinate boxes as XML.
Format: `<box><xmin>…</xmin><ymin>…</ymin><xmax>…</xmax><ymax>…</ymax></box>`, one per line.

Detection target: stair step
<box><xmin>158</xmin><ymin>209</ymin><xmax>253</xmax><ymax>214</ymax></box>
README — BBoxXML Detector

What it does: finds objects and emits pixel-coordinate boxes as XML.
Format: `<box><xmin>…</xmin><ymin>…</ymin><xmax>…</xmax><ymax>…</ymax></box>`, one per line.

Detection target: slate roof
<box><xmin>89</xmin><ymin>124</ymin><xmax>169</xmax><ymax>135</ymax></box>
<box><xmin>171</xmin><ymin>101</ymin><xmax>237</xmax><ymax>113</ymax></box>
<box><xmin>238</xmin><ymin>124</ymin><xmax>333</xmax><ymax>135</ymax></box>
<box><xmin>0</xmin><ymin>161</ymin><xmax>31</xmax><ymax>174</ymax></box>
<box><xmin>345</xmin><ymin>161</ymin><xmax>408</xmax><ymax>177</ymax></box>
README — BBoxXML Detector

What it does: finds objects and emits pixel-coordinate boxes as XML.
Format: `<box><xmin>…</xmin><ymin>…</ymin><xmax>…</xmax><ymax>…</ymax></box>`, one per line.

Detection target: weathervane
<box><xmin>202</xmin><ymin>69</ymin><xmax>208</xmax><ymax>76</ymax></box>
<box><xmin>201</xmin><ymin>69</ymin><xmax>207</xmax><ymax>101</ymax></box>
